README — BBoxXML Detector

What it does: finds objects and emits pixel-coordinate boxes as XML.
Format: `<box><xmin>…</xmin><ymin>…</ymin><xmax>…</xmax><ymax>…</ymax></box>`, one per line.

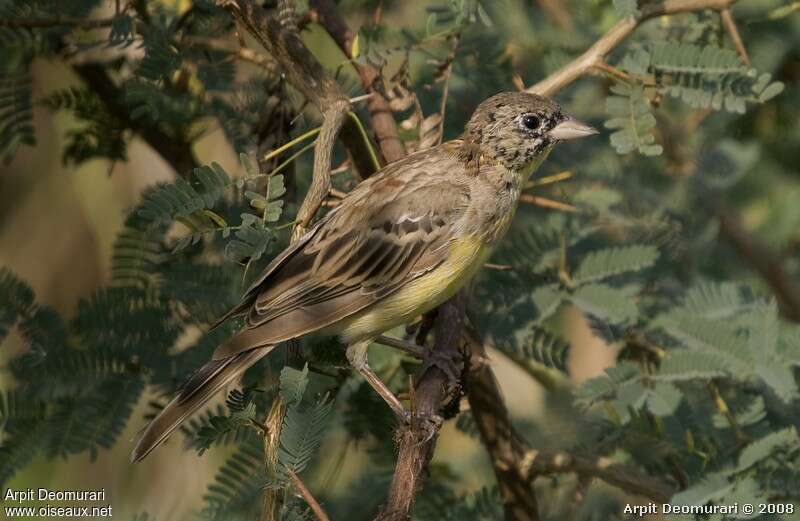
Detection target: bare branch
<box><xmin>465</xmin><ymin>327</ymin><xmax>540</xmax><ymax>521</ymax></box>
<box><xmin>309</xmin><ymin>0</ymin><xmax>406</xmax><ymax>164</ymax></box>
<box><xmin>287</xmin><ymin>469</ymin><xmax>331</xmax><ymax>521</ymax></box>
<box><xmin>375</xmin><ymin>335</ymin><xmax>425</xmax><ymax>359</ymax></box>
<box><xmin>296</xmin><ymin>101</ymin><xmax>348</xmax><ymax>236</ymax></box>
<box><xmin>375</xmin><ymin>292</ymin><xmax>468</xmax><ymax>521</ymax></box>
<box><xmin>716</xmin><ymin>204</ymin><xmax>800</xmax><ymax>321</ymax></box>
<box><xmin>720</xmin><ymin>8</ymin><xmax>750</xmax><ymax>66</ymax></box>
<box><xmin>72</xmin><ymin>63</ymin><xmax>198</xmax><ymax>176</ymax></box>
<box><xmin>464</xmin><ymin>327</ymin><xmax>675</xmax><ymax>512</ymax></box>
<box><xmin>527</xmin><ymin>0</ymin><xmax>737</xmax><ymax>96</ymax></box>
<box><xmin>519</xmin><ymin>194</ymin><xmax>579</xmax><ymax>213</ymax></box>
<box><xmin>0</xmin><ymin>16</ymin><xmax>116</xmax><ymax>29</ymax></box>
<box><xmin>518</xmin><ymin>450</ymin><xmax>674</xmax><ymax>503</ymax></box>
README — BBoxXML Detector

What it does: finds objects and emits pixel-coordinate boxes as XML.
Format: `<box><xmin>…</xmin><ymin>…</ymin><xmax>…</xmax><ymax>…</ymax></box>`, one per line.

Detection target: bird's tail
<box><xmin>130</xmin><ymin>344</ymin><xmax>276</xmax><ymax>462</ymax></box>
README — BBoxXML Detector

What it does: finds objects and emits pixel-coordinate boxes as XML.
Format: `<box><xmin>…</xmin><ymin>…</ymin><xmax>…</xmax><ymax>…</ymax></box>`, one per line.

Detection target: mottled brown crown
<box><xmin>462</xmin><ymin>91</ymin><xmax>566</xmax><ymax>172</ymax></box>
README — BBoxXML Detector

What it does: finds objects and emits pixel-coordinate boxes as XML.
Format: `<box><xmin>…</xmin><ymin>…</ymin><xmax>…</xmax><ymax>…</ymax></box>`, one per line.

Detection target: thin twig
<box><xmin>519</xmin><ymin>194</ymin><xmax>580</xmax><ymax>213</ymax></box>
<box><xmin>434</xmin><ymin>34</ymin><xmax>460</xmax><ymax>146</ymax></box>
<box><xmin>464</xmin><ymin>327</ymin><xmax>540</xmax><ymax>521</ymax></box>
<box><xmin>720</xmin><ymin>8</ymin><xmax>750</xmax><ymax>66</ymax></box>
<box><xmin>518</xmin><ymin>450</ymin><xmax>674</xmax><ymax>503</ymax></box>
<box><xmin>375</xmin><ymin>335</ymin><xmax>425</xmax><ymax>359</ymax></box>
<box><xmin>535</xmin><ymin>0</ymin><xmax>573</xmax><ymax>31</ymax></box>
<box><xmin>716</xmin><ymin>203</ymin><xmax>800</xmax><ymax>322</ymax></box>
<box><xmin>0</xmin><ymin>16</ymin><xmax>116</xmax><ymax>29</ymax></box>
<box><xmin>287</xmin><ymin>469</ymin><xmax>331</xmax><ymax>521</ymax></box>
<box><xmin>308</xmin><ymin>0</ymin><xmax>406</xmax><ymax>164</ymax></box>
<box><xmin>527</xmin><ymin>0</ymin><xmax>737</xmax><ymax>96</ymax></box>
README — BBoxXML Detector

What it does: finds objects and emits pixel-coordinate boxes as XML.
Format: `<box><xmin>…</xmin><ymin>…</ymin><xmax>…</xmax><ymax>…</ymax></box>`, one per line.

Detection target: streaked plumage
<box><xmin>131</xmin><ymin>92</ymin><xmax>597</xmax><ymax>462</ymax></box>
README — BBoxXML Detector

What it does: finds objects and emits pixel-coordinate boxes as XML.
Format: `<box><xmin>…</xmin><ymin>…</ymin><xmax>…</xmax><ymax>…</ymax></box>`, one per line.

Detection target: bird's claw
<box><xmin>399</xmin><ymin>410</ymin><xmax>443</xmax><ymax>444</ymax></box>
<box><xmin>420</xmin><ymin>350</ymin><xmax>461</xmax><ymax>389</ymax></box>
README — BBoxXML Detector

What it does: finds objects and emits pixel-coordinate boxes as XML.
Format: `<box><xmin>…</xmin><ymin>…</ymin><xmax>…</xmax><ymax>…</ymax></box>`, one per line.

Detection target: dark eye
<box><xmin>522</xmin><ymin>114</ymin><xmax>540</xmax><ymax>130</ymax></box>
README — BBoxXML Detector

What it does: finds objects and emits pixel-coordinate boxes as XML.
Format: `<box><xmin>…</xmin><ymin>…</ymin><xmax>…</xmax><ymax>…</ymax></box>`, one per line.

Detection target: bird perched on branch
<box><xmin>131</xmin><ymin>91</ymin><xmax>597</xmax><ymax>462</ymax></box>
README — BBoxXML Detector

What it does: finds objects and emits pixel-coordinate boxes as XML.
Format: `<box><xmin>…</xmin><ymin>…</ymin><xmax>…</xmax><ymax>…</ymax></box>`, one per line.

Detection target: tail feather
<box><xmin>130</xmin><ymin>344</ymin><xmax>276</xmax><ymax>462</ymax></box>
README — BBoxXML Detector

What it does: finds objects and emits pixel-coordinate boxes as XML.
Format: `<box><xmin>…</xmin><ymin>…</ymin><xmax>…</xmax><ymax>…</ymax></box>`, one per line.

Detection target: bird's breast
<box><xmin>334</xmin><ymin>236</ymin><xmax>491</xmax><ymax>343</ymax></box>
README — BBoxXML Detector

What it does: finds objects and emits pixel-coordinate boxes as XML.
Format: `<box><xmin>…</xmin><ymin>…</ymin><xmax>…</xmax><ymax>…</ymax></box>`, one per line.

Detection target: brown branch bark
<box><xmin>308</xmin><ymin>0</ymin><xmax>406</xmax><ymax>164</ymax></box>
<box><xmin>287</xmin><ymin>469</ymin><xmax>332</xmax><ymax>521</ymax></box>
<box><xmin>518</xmin><ymin>450</ymin><xmax>674</xmax><ymax>503</ymax></box>
<box><xmin>527</xmin><ymin>0</ymin><xmax>737</xmax><ymax>96</ymax></box>
<box><xmin>218</xmin><ymin>0</ymin><xmax>374</xmax><ymax>238</ymax></box>
<box><xmin>720</xmin><ymin>8</ymin><xmax>750</xmax><ymax>66</ymax></box>
<box><xmin>464</xmin><ymin>327</ymin><xmax>675</xmax><ymax>511</ymax></box>
<box><xmin>375</xmin><ymin>291</ymin><xmax>468</xmax><ymax>521</ymax></box>
<box><xmin>72</xmin><ymin>63</ymin><xmax>198</xmax><ymax>176</ymax></box>
<box><xmin>716</xmin><ymin>204</ymin><xmax>800</xmax><ymax>322</ymax></box>
<box><xmin>465</xmin><ymin>327</ymin><xmax>540</xmax><ymax>521</ymax></box>
<box><xmin>0</xmin><ymin>16</ymin><xmax>116</xmax><ymax>29</ymax></box>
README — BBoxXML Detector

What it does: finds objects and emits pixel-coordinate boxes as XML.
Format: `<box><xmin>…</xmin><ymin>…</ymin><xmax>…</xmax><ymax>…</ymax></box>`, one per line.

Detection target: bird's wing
<box><xmin>212</xmin><ymin>170</ymin><xmax>470</xmax><ymax>359</ymax></box>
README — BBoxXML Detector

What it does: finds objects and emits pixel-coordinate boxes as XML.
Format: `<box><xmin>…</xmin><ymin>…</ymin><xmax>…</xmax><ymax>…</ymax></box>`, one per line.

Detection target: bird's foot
<box><xmin>399</xmin><ymin>410</ymin><xmax>444</xmax><ymax>444</ymax></box>
<box><xmin>420</xmin><ymin>349</ymin><xmax>461</xmax><ymax>390</ymax></box>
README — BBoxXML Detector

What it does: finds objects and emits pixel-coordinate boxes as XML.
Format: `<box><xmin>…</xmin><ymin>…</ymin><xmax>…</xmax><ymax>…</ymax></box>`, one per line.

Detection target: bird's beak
<box><xmin>549</xmin><ymin>117</ymin><xmax>598</xmax><ymax>141</ymax></box>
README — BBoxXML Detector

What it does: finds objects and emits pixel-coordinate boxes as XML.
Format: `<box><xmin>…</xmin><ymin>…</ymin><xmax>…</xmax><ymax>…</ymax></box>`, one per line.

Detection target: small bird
<box><xmin>131</xmin><ymin>91</ymin><xmax>597</xmax><ymax>462</ymax></box>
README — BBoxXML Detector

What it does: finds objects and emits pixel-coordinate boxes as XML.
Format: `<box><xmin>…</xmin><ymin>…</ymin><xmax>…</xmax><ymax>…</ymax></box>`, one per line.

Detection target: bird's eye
<box><xmin>522</xmin><ymin>114</ymin><xmax>541</xmax><ymax>130</ymax></box>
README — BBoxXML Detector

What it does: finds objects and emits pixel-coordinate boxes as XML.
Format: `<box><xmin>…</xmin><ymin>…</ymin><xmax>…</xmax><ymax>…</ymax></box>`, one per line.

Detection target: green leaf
<box><xmin>644</xmin><ymin>42</ymin><xmax>784</xmax><ymax>113</ymax></box>
<box><xmin>754</xmin><ymin>362</ymin><xmax>798</xmax><ymax>403</ymax></box>
<box><xmin>656</xmin><ymin>350</ymin><xmax>729</xmax><ymax>381</ymax></box>
<box><xmin>645</xmin><ymin>382</ymin><xmax>683</xmax><ymax>417</ymax></box>
<box><xmin>613</xmin><ymin>0</ymin><xmax>640</xmax><ymax>18</ymax></box>
<box><xmin>573</xmin><ymin>244</ymin><xmax>659</xmax><ymax>284</ymax></box>
<box><xmin>605</xmin><ymin>82</ymin><xmax>662</xmax><ymax>156</ymax></box>
<box><xmin>0</xmin><ymin>72</ymin><xmax>35</xmax><ymax>162</ymax></box>
<box><xmin>532</xmin><ymin>285</ymin><xmax>563</xmax><ymax>321</ymax></box>
<box><xmin>0</xmin><ymin>267</ymin><xmax>36</xmax><ymax>342</ymax></box>
<box><xmin>682</xmin><ymin>282</ymin><xmax>747</xmax><ymax>319</ymax></box>
<box><xmin>276</xmin><ymin>394</ymin><xmax>333</xmax><ymax>482</ymax></box>
<box><xmin>570</xmin><ymin>283</ymin><xmax>638</xmax><ymax>324</ymax></box>
<box><xmin>279</xmin><ymin>364</ymin><xmax>309</xmax><ymax>407</ymax></box>
<box><xmin>671</xmin><ymin>473</ymin><xmax>733</xmax><ymax>506</ymax></box>
<box><xmin>737</xmin><ymin>427</ymin><xmax>799</xmax><ymax>472</ymax></box>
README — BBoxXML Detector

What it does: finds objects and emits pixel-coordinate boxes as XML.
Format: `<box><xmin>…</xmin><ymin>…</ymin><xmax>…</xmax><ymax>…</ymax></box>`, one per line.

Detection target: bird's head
<box><xmin>463</xmin><ymin>91</ymin><xmax>597</xmax><ymax>175</ymax></box>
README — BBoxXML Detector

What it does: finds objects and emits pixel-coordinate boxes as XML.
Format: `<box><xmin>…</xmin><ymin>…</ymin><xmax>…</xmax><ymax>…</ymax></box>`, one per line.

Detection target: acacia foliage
<box><xmin>2</xmin><ymin>0</ymin><xmax>800</xmax><ymax>520</ymax></box>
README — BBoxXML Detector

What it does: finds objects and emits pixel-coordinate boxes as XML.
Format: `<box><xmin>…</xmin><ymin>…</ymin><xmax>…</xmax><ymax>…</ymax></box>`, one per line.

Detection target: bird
<box><xmin>131</xmin><ymin>91</ymin><xmax>597</xmax><ymax>462</ymax></box>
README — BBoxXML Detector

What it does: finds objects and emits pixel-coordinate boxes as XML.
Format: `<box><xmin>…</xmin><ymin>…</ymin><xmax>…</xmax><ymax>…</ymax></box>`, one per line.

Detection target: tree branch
<box><xmin>518</xmin><ymin>450</ymin><xmax>674</xmax><ymax>503</ymax></box>
<box><xmin>716</xmin><ymin>203</ymin><xmax>800</xmax><ymax>322</ymax></box>
<box><xmin>527</xmin><ymin>0</ymin><xmax>737</xmax><ymax>96</ymax></box>
<box><xmin>287</xmin><ymin>469</ymin><xmax>331</xmax><ymax>521</ymax></box>
<box><xmin>465</xmin><ymin>326</ymin><xmax>540</xmax><ymax>521</ymax></box>
<box><xmin>308</xmin><ymin>0</ymin><xmax>406</xmax><ymax>164</ymax></box>
<box><xmin>72</xmin><ymin>63</ymin><xmax>198</xmax><ymax>176</ymax></box>
<box><xmin>720</xmin><ymin>8</ymin><xmax>750</xmax><ymax>66</ymax></box>
<box><xmin>0</xmin><ymin>16</ymin><xmax>116</xmax><ymax>29</ymax></box>
<box><xmin>375</xmin><ymin>292</ymin><xmax>468</xmax><ymax>521</ymax></box>
<box><xmin>464</xmin><ymin>326</ymin><xmax>675</xmax><ymax>511</ymax></box>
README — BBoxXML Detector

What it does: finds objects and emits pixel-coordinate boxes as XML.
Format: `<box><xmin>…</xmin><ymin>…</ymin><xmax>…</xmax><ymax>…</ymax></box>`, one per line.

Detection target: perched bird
<box><xmin>131</xmin><ymin>91</ymin><xmax>597</xmax><ymax>462</ymax></box>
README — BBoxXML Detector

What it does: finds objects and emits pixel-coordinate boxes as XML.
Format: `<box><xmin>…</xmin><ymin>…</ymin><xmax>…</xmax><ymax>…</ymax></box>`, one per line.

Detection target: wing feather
<box><xmin>212</xmin><ymin>167</ymin><xmax>470</xmax><ymax>360</ymax></box>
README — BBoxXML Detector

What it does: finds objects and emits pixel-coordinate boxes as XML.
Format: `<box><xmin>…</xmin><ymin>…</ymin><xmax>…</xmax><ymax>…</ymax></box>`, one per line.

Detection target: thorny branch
<box><xmin>219</xmin><ymin>0</ymin><xmax>351</xmax><ymax>239</ymax></box>
<box><xmin>308</xmin><ymin>0</ymin><xmax>407</xmax><ymax>164</ymax></box>
<box><xmin>527</xmin><ymin>0</ymin><xmax>738</xmax><ymax>96</ymax></box>
<box><xmin>376</xmin><ymin>291</ymin><xmax>468</xmax><ymax>521</ymax></box>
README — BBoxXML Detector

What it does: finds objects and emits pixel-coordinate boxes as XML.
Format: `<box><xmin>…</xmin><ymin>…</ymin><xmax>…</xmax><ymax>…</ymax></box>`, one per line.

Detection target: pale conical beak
<box><xmin>549</xmin><ymin>117</ymin><xmax>598</xmax><ymax>141</ymax></box>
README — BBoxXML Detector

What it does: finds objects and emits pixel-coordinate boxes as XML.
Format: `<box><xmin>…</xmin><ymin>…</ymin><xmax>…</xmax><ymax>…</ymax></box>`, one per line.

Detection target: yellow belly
<box><xmin>334</xmin><ymin>237</ymin><xmax>490</xmax><ymax>343</ymax></box>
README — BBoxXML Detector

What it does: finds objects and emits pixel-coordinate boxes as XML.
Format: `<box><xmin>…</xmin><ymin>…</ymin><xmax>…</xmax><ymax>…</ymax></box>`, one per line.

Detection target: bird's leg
<box><xmin>346</xmin><ymin>340</ymin><xmax>408</xmax><ymax>419</ymax></box>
